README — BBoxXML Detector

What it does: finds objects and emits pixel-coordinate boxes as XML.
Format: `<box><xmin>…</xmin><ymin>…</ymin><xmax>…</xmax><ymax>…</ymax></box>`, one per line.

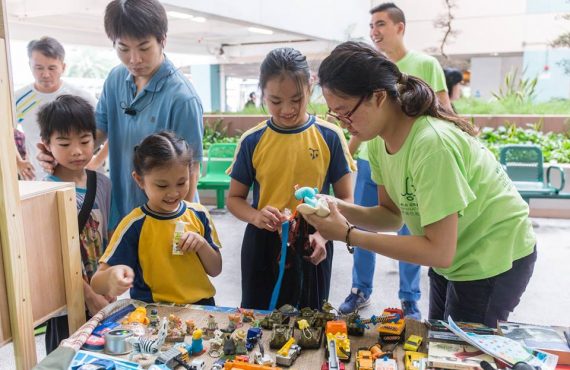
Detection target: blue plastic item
<box><xmin>268</xmin><ymin>220</ymin><xmax>289</xmax><ymax>311</ymax></box>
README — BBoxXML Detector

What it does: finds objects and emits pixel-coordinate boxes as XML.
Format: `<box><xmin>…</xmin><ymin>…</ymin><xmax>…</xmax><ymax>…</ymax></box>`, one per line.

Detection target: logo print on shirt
<box><xmin>309</xmin><ymin>148</ymin><xmax>319</xmax><ymax>159</ymax></box>
<box><xmin>401</xmin><ymin>177</ymin><xmax>416</xmax><ymax>202</ymax></box>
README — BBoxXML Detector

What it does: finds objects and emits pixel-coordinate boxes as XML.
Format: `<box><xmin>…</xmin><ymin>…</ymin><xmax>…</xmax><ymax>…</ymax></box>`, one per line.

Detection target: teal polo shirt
<box><xmin>96</xmin><ymin>57</ymin><xmax>203</xmax><ymax>220</ymax></box>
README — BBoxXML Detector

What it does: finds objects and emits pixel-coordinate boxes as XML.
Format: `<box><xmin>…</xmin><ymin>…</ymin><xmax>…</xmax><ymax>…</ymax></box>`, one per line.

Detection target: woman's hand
<box><xmin>178</xmin><ymin>232</ymin><xmax>209</xmax><ymax>253</ymax></box>
<box><xmin>16</xmin><ymin>157</ymin><xmax>35</xmax><ymax>180</ymax></box>
<box><xmin>106</xmin><ymin>265</ymin><xmax>134</xmax><ymax>297</ymax></box>
<box><xmin>35</xmin><ymin>142</ymin><xmax>57</xmax><ymax>174</ymax></box>
<box><xmin>252</xmin><ymin>206</ymin><xmax>285</xmax><ymax>232</ymax></box>
<box><xmin>302</xmin><ymin>199</ymin><xmax>349</xmax><ymax>242</ymax></box>
<box><xmin>305</xmin><ymin>232</ymin><xmax>328</xmax><ymax>265</ymax></box>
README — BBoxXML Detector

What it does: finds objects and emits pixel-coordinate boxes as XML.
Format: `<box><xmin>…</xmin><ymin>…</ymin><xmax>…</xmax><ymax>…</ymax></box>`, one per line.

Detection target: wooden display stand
<box><xmin>0</xmin><ymin>0</ymin><xmax>86</xmax><ymax>368</ymax></box>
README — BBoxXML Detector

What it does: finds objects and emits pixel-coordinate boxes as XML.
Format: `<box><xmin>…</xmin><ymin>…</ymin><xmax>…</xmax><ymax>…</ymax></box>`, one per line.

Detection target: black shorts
<box><xmin>428</xmin><ymin>246</ymin><xmax>537</xmax><ymax>327</ymax></box>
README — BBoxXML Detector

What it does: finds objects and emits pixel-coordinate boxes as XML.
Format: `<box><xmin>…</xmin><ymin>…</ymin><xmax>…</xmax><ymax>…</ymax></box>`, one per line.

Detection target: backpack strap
<box><xmin>78</xmin><ymin>170</ymin><xmax>97</xmax><ymax>233</ymax></box>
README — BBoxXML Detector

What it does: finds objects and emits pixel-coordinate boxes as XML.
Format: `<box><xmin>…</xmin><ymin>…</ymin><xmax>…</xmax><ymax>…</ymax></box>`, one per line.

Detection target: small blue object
<box><xmin>92</xmin><ymin>304</ymin><xmax>136</xmax><ymax>337</ymax></box>
<box><xmin>268</xmin><ymin>220</ymin><xmax>289</xmax><ymax>311</ymax></box>
<box><xmin>101</xmin><ymin>304</ymin><xmax>136</xmax><ymax>325</ymax></box>
<box><xmin>92</xmin><ymin>321</ymin><xmax>119</xmax><ymax>337</ymax></box>
<box><xmin>191</xmin><ymin>336</ymin><xmax>203</xmax><ymax>354</ymax></box>
<box><xmin>294</xmin><ymin>186</ymin><xmax>319</xmax><ymax>208</ymax></box>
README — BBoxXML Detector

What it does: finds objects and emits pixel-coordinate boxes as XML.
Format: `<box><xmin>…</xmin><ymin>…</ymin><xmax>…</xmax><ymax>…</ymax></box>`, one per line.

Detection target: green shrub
<box><xmin>203</xmin><ymin>119</ymin><xmax>240</xmax><ymax>151</ymax></box>
<box><xmin>479</xmin><ymin>123</ymin><xmax>570</xmax><ymax>163</ymax></box>
<box><xmin>454</xmin><ymin>97</ymin><xmax>570</xmax><ymax>115</ymax></box>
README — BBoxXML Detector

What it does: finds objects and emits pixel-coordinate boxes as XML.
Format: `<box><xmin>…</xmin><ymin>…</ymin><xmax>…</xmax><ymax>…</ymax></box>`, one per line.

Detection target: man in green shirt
<box><xmin>340</xmin><ymin>2</ymin><xmax>451</xmax><ymax>319</ymax></box>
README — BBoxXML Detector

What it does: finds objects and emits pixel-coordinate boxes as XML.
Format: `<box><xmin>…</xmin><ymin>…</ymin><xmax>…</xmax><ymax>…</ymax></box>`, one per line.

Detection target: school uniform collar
<box><xmin>267</xmin><ymin>115</ymin><xmax>315</xmax><ymax>134</ymax></box>
<box><xmin>141</xmin><ymin>201</ymin><xmax>187</xmax><ymax>220</ymax></box>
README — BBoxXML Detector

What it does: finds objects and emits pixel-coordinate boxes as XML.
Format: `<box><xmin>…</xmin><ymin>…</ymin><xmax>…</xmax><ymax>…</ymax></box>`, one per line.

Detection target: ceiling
<box><xmin>5</xmin><ymin>0</ymin><xmax>323</xmax><ymax>63</ymax></box>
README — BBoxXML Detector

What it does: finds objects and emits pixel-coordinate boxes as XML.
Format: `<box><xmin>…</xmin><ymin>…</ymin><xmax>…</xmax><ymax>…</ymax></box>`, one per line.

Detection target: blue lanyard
<box><xmin>268</xmin><ymin>220</ymin><xmax>290</xmax><ymax>311</ymax></box>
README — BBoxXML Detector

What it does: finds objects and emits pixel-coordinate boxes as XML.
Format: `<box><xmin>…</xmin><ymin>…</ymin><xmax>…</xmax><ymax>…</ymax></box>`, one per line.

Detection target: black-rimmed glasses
<box><xmin>326</xmin><ymin>95</ymin><xmax>366</xmax><ymax>125</ymax></box>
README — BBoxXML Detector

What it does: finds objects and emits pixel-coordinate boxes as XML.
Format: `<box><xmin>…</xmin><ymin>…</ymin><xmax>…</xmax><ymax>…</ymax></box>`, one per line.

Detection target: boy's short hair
<box><xmin>104</xmin><ymin>0</ymin><xmax>168</xmax><ymax>43</ymax></box>
<box><xmin>27</xmin><ymin>36</ymin><xmax>65</xmax><ymax>60</ymax></box>
<box><xmin>370</xmin><ymin>2</ymin><xmax>406</xmax><ymax>25</ymax></box>
<box><xmin>37</xmin><ymin>95</ymin><xmax>96</xmax><ymax>143</ymax></box>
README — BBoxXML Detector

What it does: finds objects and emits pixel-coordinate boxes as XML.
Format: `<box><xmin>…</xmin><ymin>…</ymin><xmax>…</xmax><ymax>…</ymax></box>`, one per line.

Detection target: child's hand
<box><xmin>253</xmin><ymin>206</ymin><xmax>283</xmax><ymax>232</ymax></box>
<box><xmin>305</xmin><ymin>232</ymin><xmax>328</xmax><ymax>265</ymax></box>
<box><xmin>107</xmin><ymin>265</ymin><xmax>134</xmax><ymax>297</ymax></box>
<box><xmin>84</xmin><ymin>283</ymin><xmax>112</xmax><ymax>316</ymax></box>
<box><xmin>178</xmin><ymin>232</ymin><xmax>209</xmax><ymax>253</ymax></box>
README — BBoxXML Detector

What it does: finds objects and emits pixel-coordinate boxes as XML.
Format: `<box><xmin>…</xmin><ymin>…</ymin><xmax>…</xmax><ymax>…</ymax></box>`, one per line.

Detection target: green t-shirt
<box><xmin>367</xmin><ymin>116</ymin><xmax>536</xmax><ymax>281</ymax></box>
<box><xmin>359</xmin><ymin>50</ymin><xmax>447</xmax><ymax>160</ymax></box>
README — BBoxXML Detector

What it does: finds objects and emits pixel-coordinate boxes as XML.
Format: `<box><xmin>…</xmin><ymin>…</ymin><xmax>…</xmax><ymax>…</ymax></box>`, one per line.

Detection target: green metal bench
<box><xmin>197</xmin><ymin>143</ymin><xmax>237</xmax><ymax>209</ymax></box>
<box><xmin>499</xmin><ymin>144</ymin><xmax>570</xmax><ymax>203</ymax></box>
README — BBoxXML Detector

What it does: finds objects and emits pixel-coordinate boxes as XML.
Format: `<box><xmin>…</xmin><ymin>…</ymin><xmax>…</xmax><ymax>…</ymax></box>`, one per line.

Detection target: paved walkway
<box><xmin>1</xmin><ymin>215</ymin><xmax>568</xmax><ymax>368</ymax></box>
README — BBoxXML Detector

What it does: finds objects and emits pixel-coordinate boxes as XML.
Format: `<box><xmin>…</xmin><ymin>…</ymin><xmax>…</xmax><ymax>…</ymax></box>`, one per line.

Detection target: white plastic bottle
<box><xmin>172</xmin><ymin>220</ymin><xmax>186</xmax><ymax>255</ymax></box>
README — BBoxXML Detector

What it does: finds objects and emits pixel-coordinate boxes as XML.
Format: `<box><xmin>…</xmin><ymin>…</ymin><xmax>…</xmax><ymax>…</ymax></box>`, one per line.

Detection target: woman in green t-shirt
<box><xmin>305</xmin><ymin>41</ymin><xmax>536</xmax><ymax>327</ymax></box>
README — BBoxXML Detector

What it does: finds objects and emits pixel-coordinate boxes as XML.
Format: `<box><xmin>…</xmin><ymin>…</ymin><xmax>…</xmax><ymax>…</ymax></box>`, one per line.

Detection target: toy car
<box><xmin>190</xmin><ymin>359</ymin><xmax>205</xmax><ymax>370</ymax></box>
<box><xmin>375</xmin><ymin>357</ymin><xmax>397</xmax><ymax>370</ymax></box>
<box><xmin>325</xmin><ymin>321</ymin><xmax>351</xmax><ymax>362</ymax></box>
<box><xmin>321</xmin><ymin>338</ymin><xmax>346</xmax><ymax>370</ymax></box>
<box><xmin>404</xmin><ymin>351</ymin><xmax>427</xmax><ymax>370</ymax></box>
<box><xmin>276</xmin><ymin>343</ymin><xmax>301</xmax><ymax>367</ymax></box>
<box><xmin>403</xmin><ymin>335</ymin><xmax>423</xmax><ymax>351</ymax></box>
<box><xmin>377</xmin><ymin>308</ymin><xmax>405</xmax><ymax>343</ymax></box>
<box><xmin>246</xmin><ymin>327</ymin><xmax>263</xmax><ymax>351</ymax></box>
<box><xmin>356</xmin><ymin>349</ymin><xmax>374</xmax><ymax>370</ymax></box>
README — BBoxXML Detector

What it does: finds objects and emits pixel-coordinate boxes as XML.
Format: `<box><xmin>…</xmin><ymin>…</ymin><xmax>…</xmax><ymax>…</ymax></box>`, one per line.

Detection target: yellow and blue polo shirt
<box><xmin>228</xmin><ymin>115</ymin><xmax>355</xmax><ymax>212</ymax></box>
<box><xmin>100</xmin><ymin>201</ymin><xmax>221</xmax><ymax>304</ymax></box>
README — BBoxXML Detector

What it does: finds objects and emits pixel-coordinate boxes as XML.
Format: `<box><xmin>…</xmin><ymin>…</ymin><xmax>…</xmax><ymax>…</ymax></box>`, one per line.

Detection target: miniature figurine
<box><xmin>166</xmin><ymin>313</ymin><xmax>185</xmax><ymax>342</ymax></box>
<box><xmin>149</xmin><ymin>308</ymin><xmax>160</xmax><ymax>328</ymax></box>
<box><xmin>122</xmin><ymin>306</ymin><xmax>150</xmax><ymax>326</ymax></box>
<box><xmin>222</xmin><ymin>313</ymin><xmax>242</xmax><ymax>333</ymax></box>
<box><xmin>239</xmin><ymin>308</ymin><xmax>255</xmax><ymax>323</ymax></box>
<box><xmin>128</xmin><ymin>317</ymin><xmax>168</xmax><ymax>360</ymax></box>
<box><xmin>191</xmin><ymin>328</ymin><xmax>205</xmax><ymax>355</ymax></box>
<box><xmin>202</xmin><ymin>314</ymin><xmax>219</xmax><ymax>339</ymax></box>
<box><xmin>294</xmin><ymin>185</ymin><xmax>330</xmax><ymax>217</ymax></box>
<box><xmin>208</xmin><ymin>330</ymin><xmax>224</xmax><ymax>358</ymax></box>
<box><xmin>232</xmin><ymin>329</ymin><xmax>248</xmax><ymax>355</ymax></box>
<box><xmin>223</xmin><ymin>333</ymin><xmax>236</xmax><ymax>356</ymax></box>
<box><xmin>186</xmin><ymin>319</ymin><xmax>196</xmax><ymax>335</ymax></box>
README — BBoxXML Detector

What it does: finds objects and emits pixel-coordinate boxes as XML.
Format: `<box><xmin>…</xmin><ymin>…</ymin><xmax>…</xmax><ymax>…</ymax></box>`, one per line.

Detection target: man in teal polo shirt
<box><xmin>97</xmin><ymin>0</ymin><xmax>203</xmax><ymax>220</ymax></box>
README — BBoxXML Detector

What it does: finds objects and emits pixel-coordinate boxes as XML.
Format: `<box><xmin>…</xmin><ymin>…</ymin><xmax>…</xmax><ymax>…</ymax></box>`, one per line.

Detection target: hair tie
<box><xmin>399</xmin><ymin>73</ymin><xmax>408</xmax><ymax>85</ymax></box>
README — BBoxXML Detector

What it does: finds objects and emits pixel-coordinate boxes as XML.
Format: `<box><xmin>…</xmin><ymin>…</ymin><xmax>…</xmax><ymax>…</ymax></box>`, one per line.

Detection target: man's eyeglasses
<box><xmin>326</xmin><ymin>95</ymin><xmax>366</xmax><ymax>125</ymax></box>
